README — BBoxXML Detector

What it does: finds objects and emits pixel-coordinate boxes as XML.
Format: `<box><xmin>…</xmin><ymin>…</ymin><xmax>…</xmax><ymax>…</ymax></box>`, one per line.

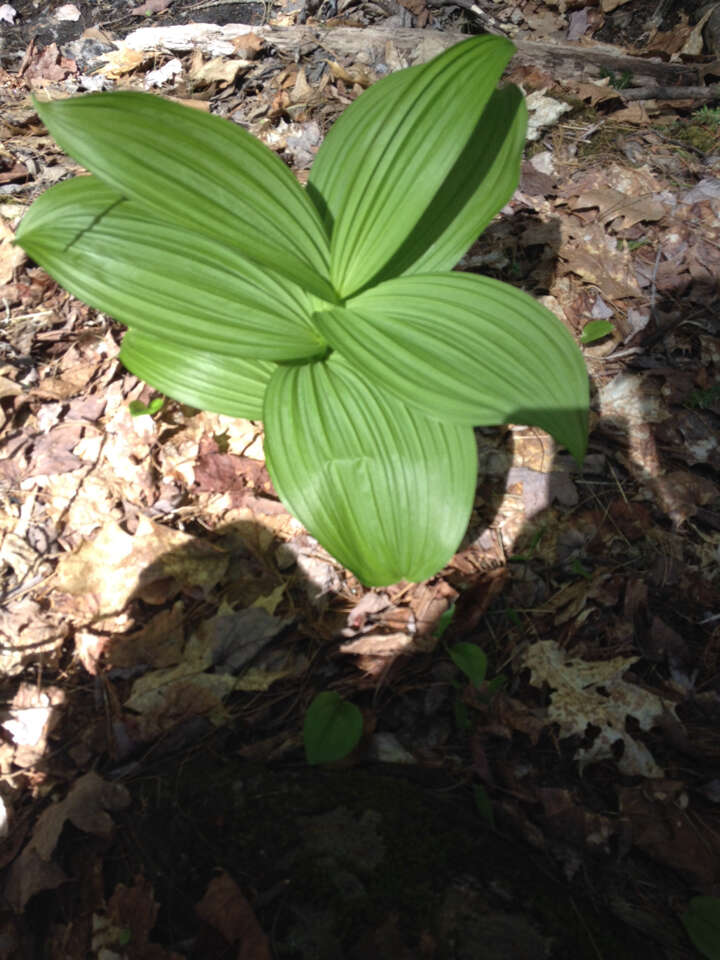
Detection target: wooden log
<box><xmin>122</xmin><ymin>22</ymin><xmax>702</xmax><ymax>87</ymax></box>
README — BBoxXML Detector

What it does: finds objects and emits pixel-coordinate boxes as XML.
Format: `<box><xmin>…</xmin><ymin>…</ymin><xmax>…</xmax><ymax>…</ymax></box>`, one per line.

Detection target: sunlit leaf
<box><xmin>128</xmin><ymin>396</ymin><xmax>164</xmax><ymax>417</ymax></box>
<box><xmin>263</xmin><ymin>353</ymin><xmax>477</xmax><ymax>586</ymax></box>
<box><xmin>308</xmin><ymin>35</ymin><xmax>516</xmax><ymax>296</ymax></box>
<box><xmin>372</xmin><ymin>86</ymin><xmax>528</xmax><ymax>282</ymax></box>
<box><xmin>33</xmin><ymin>91</ymin><xmax>334</xmax><ymax>299</ymax></box>
<box><xmin>317</xmin><ymin>272</ymin><xmax>589</xmax><ymax>461</ymax></box>
<box><xmin>16</xmin><ymin>175</ymin><xmax>326</xmax><ymax>362</ymax></box>
<box><xmin>580</xmin><ymin>319</ymin><xmax>615</xmax><ymax>344</ymax></box>
<box><xmin>304</xmin><ymin>691</ymin><xmax>363</xmax><ymax>764</ymax></box>
<box><xmin>120</xmin><ymin>329</ymin><xmax>274</xmax><ymax>420</ymax></box>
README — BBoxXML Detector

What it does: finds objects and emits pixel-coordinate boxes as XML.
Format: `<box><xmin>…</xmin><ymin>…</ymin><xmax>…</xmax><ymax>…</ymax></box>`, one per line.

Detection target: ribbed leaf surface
<box><xmin>120</xmin><ymin>329</ymin><xmax>274</xmax><ymax>419</ymax></box>
<box><xmin>374</xmin><ymin>86</ymin><xmax>528</xmax><ymax>281</ymax></box>
<box><xmin>16</xmin><ymin>176</ymin><xmax>326</xmax><ymax>361</ymax></box>
<box><xmin>33</xmin><ymin>91</ymin><xmax>333</xmax><ymax>298</ymax></box>
<box><xmin>317</xmin><ymin>273</ymin><xmax>589</xmax><ymax>461</ymax></box>
<box><xmin>263</xmin><ymin>354</ymin><xmax>478</xmax><ymax>586</ymax></box>
<box><xmin>308</xmin><ymin>35</ymin><xmax>515</xmax><ymax>296</ymax></box>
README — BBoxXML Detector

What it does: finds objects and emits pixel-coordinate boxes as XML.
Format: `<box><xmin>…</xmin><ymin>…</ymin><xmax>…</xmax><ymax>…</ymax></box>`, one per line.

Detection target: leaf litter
<box><xmin>0</xmin><ymin>0</ymin><xmax>719</xmax><ymax>956</ymax></box>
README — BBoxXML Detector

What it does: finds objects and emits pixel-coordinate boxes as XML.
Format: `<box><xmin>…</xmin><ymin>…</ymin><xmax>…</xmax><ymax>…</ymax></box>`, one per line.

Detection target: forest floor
<box><xmin>0</xmin><ymin>0</ymin><xmax>720</xmax><ymax>956</ymax></box>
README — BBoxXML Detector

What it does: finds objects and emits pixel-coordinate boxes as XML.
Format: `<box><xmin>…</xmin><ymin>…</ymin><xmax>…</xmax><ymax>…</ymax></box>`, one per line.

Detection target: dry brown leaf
<box><xmin>231</xmin><ymin>31</ymin><xmax>263</xmax><ymax>56</ymax></box>
<box><xmin>196</xmin><ymin>870</ymin><xmax>271</xmax><ymax>957</ymax></box>
<box><xmin>0</xmin><ymin>598</ymin><xmax>68</xmax><ymax>677</ymax></box>
<box><xmin>23</xmin><ymin>43</ymin><xmax>76</xmax><ymax>86</ymax></box>
<box><xmin>523</xmin><ymin>640</ymin><xmax>679</xmax><ymax>777</ymax></box>
<box><xmin>619</xmin><ymin>781</ymin><xmax>720</xmax><ymax>884</ymax></box>
<box><xmin>0</xmin><ymin>218</ymin><xmax>25</xmax><ymax>283</ymax></box>
<box><xmin>107</xmin><ymin>601</ymin><xmax>186</xmax><ymax>670</ymax></box>
<box><xmin>570</xmin><ymin>188</ymin><xmax>665</xmax><ymax>230</ymax></box>
<box><xmin>5</xmin><ymin>772</ymin><xmax>130</xmax><ymax>910</ymax></box>
<box><xmin>601</xmin><ymin>0</ymin><xmax>630</xmax><ymax>12</ymax></box>
<box><xmin>131</xmin><ymin>0</ymin><xmax>172</xmax><ymax>14</ymax></box>
<box><xmin>97</xmin><ymin>46</ymin><xmax>146</xmax><ymax>79</ymax></box>
<box><xmin>575</xmin><ymin>81</ymin><xmax>620</xmax><ymax>106</ymax></box>
<box><xmin>613</xmin><ymin>102</ymin><xmax>652</xmax><ymax>124</ymax></box>
<box><xmin>560</xmin><ymin>245</ymin><xmax>642</xmax><ymax>298</ymax></box>
<box><xmin>1</xmin><ymin>684</ymin><xmax>65</xmax><ymax>767</ymax></box>
<box><xmin>95</xmin><ymin>874</ymin><xmax>179</xmax><ymax>959</ymax></box>
<box><xmin>53</xmin><ymin>515</ymin><xmax>228</xmax><ymax>619</ymax></box>
<box><xmin>188</xmin><ymin>55</ymin><xmax>248</xmax><ymax>86</ymax></box>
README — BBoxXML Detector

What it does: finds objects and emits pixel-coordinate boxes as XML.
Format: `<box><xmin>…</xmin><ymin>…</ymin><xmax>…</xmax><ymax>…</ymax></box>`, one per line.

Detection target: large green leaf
<box><xmin>33</xmin><ymin>91</ymin><xmax>334</xmax><ymax>299</ymax></box>
<box><xmin>119</xmin><ymin>329</ymin><xmax>274</xmax><ymax>419</ymax></box>
<box><xmin>317</xmin><ymin>273</ymin><xmax>589</xmax><ymax>461</ymax></box>
<box><xmin>307</xmin><ymin>35</ymin><xmax>516</xmax><ymax>297</ymax></box>
<box><xmin>371</xmin><ymin>86</ymin><xmax>528</xmax><ymax>282</ymax></box>
<box><xmin>263</xmin><ymin>354</ymin><xmax>478</xmax><ymax>586</ymax></box>
<box><xmin>16</xmin><ymin>175</ymin><xmax>326</xmax><ymax>361</ymax></box>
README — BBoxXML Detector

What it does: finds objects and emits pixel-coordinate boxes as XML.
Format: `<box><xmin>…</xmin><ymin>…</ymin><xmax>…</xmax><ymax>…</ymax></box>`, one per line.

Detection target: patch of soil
<box><xmin>94</xmin><ymin>748</ymin><xmax>656</xmax><ymax>959</ymax></box>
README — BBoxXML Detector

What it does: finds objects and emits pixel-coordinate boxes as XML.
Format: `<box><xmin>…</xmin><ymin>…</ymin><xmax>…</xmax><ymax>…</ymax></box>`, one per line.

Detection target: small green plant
<box><xmin>303</xmin><ymin>691</ymin><xmax>362</xmax><ymax>764</ymax></box>
<box><xmin>694</xmin><ymin>105</ymin><xmax>720</xmax><ymax>126</ymax></box>
<box><xmin>688</xmin><ymin>382</ymin><xmax>720</xmax><ymax>410</ymax></box>
<box><xmin>600</xmin><ymin>67</ymin><xmax>632</xmax><ymax>90</ymax></box>
<box><xmin>15</xmin><ymin>36</ymin><xmax>588</xmax><ymax>586</ymax></box>
<box><xmin>128</xmin><ymin>396</ymin><xmax>164</xmax><ymax>417</ymax></box>
<box><xmin>449</xmin><ymin>641</ymin><xmax>488</xmax><ymax>688</ymax></box>
<box><xmin>580</xmin><ymin>319</ymin><xmax>614</xmax><ymax>344</ymax></box>
<box><xmin>681</xmin><ymin>896</ymin><xmax>720</xmax><ymax>959</ymax></box>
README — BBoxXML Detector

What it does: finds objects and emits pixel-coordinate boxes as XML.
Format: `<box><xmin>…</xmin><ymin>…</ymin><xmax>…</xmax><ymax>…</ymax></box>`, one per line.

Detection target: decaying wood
<box><xmin>124</xmin><ymin>22</ymin><xmax>703</xmax><ymax>87</ymax></box>
<box><xmin>620</xmin><ymin>83</ymin><xmax>720</xmax><ymax>101</ymax></box>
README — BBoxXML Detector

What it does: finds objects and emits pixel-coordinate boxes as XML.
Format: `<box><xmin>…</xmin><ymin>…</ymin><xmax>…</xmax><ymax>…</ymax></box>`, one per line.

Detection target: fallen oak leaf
<box><xmin>522</xmin><ymin>640</ymin><xmax>680</xmax><ymax>777</ymax></box>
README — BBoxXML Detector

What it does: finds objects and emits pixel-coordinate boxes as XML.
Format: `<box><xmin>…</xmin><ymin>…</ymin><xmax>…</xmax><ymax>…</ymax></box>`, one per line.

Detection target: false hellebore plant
<box><xmin>16</xmin><ymin>35</ymin><xmax>589</xmax><ymax>587</ymax></box>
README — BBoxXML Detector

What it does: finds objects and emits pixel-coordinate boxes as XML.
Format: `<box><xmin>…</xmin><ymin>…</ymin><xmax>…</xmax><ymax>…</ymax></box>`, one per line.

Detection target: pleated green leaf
<box><xmin>15</xmin><ymin>175</ymin><xmax>327</xmax><ymax>361</ymax></box>
<box><xmin>119</xmin><ymin>329</ymin><xmax>274</xmax><ymax>420</ymax></box>
<box><xmin>308</xmin><ymin>35</ymin><xmax>516</xmax><ymax>297</ymax></box>
<box><xmin>33</xmin><ymin>91</ymin><xmax>334</xmax><ymax>299</ymax></box>
<box><xmin>318</xmin><ymin>273</ymin><xmax>589</xmax><ymax>461</ymax></box>
<box><xmin>372</xmin><ymin>86</ymin><xmax>528</xmax><ymax>281</ymax></box>
<box><xmin>263</xmin><ymin>354</ymin><xmax>478</xmax><ymax>586</ymax></box>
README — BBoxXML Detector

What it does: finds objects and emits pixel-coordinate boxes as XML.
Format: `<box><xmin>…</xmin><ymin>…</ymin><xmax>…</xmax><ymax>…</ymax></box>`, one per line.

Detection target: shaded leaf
<box><xmin>304</xmin><ymin>691</ymin><xmax>363</xmax><ymax>764</ymax></box>
<box><xmin>682</xmin><ymin>897</ymin><xmax>720</xmax><ymax>960</ymax></box>
<box><xmin>432</xmin><ymin>603</ymin><xmax>456</xmax><ymax>639</ymax></box>
<box><xmin>449</xmin><ymin>642</ymin><xmax>488</xmax><ymax>687</ymax></box>
<box><xmin>473</xmin><ymin>784</ymin><xmax>495</xmax><ymax>827</ymax></box>
<box><xmin>263</xmin><ymin>353</ymin><xmax>477</xmax><ymax>586</ymax></box>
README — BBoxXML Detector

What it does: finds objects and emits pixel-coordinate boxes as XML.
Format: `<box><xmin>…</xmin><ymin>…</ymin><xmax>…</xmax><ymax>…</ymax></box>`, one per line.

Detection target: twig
<box><xmin>620</xmin><ymin>83</ymin><xmax>720</xmax><ymax>102</ymax></box>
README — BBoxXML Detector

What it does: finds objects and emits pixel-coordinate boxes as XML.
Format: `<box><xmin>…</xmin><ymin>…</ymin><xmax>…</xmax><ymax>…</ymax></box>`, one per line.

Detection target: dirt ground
<box><xmin>0</xmin><ymin>0</ymin><xmax>719</xmax><ymax>956</ymax></box>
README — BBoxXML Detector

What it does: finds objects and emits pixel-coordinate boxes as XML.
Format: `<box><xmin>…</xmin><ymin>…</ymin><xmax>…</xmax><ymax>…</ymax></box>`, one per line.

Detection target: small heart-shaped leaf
<box><xmin>449</xmin><ymin>643</ymin><xmax>488</xmax><ymax>688</ymax></box>
<box><xmin>303</xmin><ymin>691</ymin><xmax>363</xmax><ymax>765</ymax></box>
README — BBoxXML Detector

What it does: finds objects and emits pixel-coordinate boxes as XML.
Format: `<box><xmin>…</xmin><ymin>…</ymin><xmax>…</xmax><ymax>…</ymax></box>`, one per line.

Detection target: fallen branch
<box><xmin>619</xmin><ymin>83</ymin><xmax>720</xmax><ymax>101</ymax></box>
<box><xmin>122</xmin><ymin>23</ymin><xmax>702</xmax><ymax>87</ymax></box>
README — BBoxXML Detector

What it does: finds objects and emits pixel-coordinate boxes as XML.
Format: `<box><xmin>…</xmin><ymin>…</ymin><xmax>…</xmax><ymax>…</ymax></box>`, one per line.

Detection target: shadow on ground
<box><xmin>13</xmin><ymin>221</ymin><xmax>720</xmax><ymax>960</ymax></box>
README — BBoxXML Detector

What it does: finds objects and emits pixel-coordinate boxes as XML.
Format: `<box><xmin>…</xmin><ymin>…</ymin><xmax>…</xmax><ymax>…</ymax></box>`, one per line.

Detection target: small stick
<box><xmin>620</xmin><ymin>83</ymin><xmax>720</xmax><ymax>102</ymax></box>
